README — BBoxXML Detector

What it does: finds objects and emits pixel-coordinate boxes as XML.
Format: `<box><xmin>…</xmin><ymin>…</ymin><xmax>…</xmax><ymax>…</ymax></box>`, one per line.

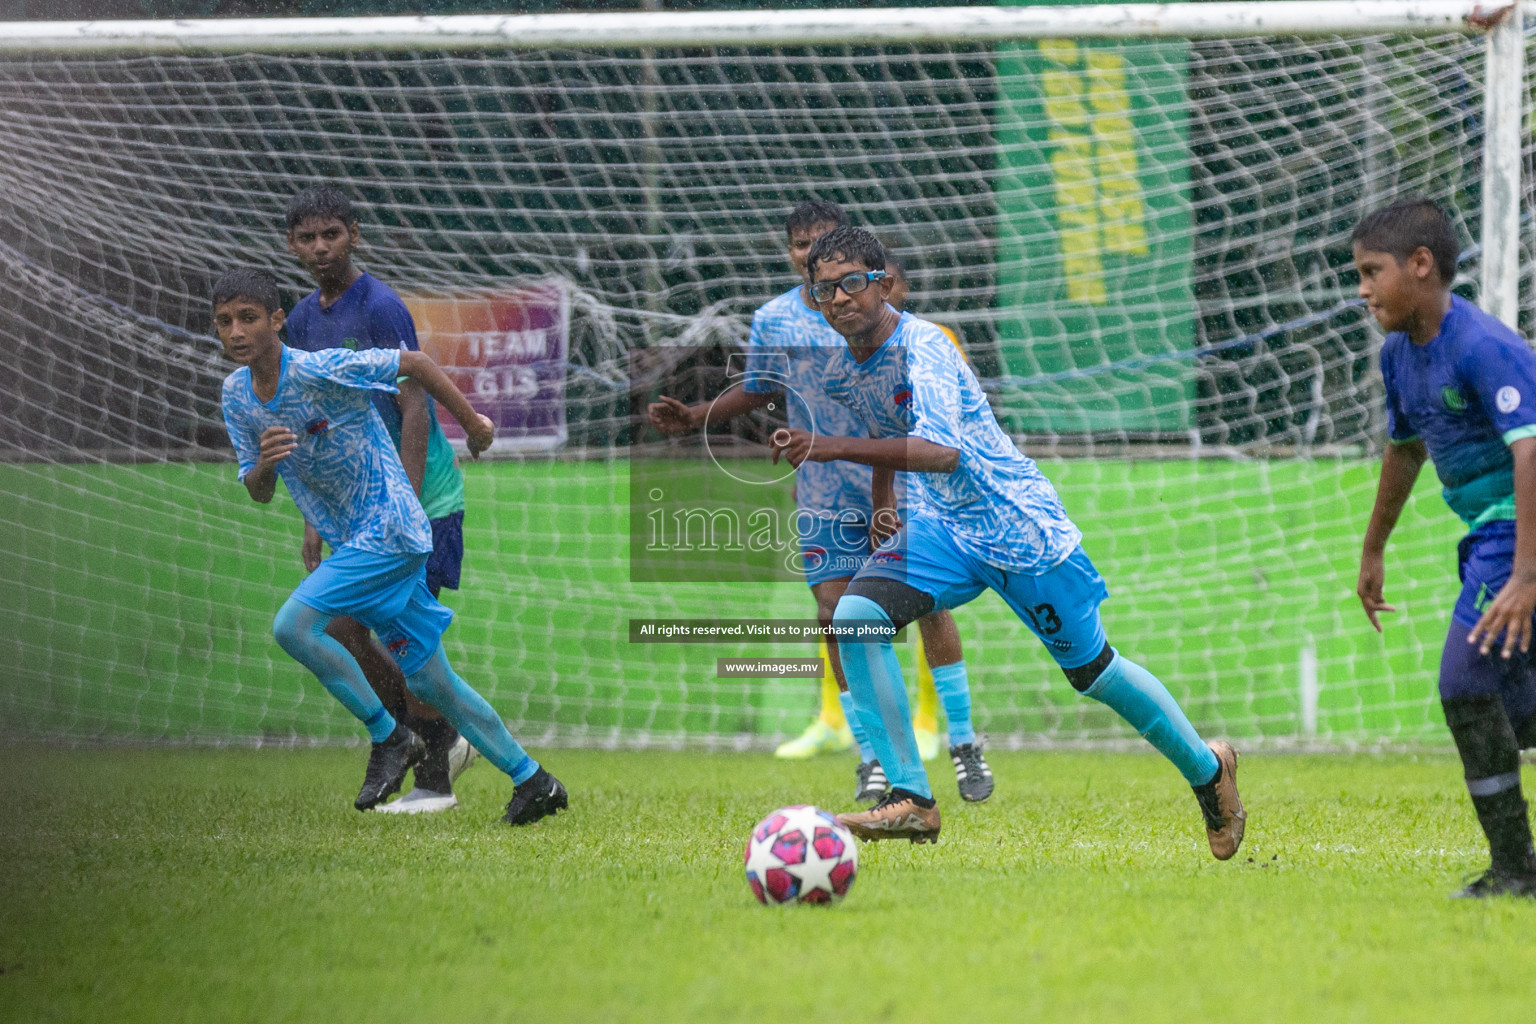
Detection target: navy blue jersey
<box><xmin>285</xmin><ymin>272</ymin><xmax>464</xmax><ymax>519</ymax></box>
<box><xmin>285</xmin><ymin>273</ymin><xmax>419</xmax><ymax>430</ymax></box>
<box><xmin>1381</xmin><ymin>295</ymin><xmax>1536</xmax><ymax>526</ymax></box>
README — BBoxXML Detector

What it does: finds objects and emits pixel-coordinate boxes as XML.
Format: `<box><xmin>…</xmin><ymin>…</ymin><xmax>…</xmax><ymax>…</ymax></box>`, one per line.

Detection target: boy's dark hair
<box><xmin>806</xmin><ymin>225</ymin><xmax>886</xmax><ymax>278</ymax></box>
<box><xmin>211</xmin><ymin>267</ymin><xmax>283</xmax><ymax>314</ymax></box>
<box><xmin>785</xmin><ymin>199</ymin><xmax>849</xmax><ymax>237</ymax></box>
<box><xmin>285</xmin><ymin>185</ymin><xmax>357</xmax><ymax>230</ymax></box>
<box><xmin>1351</xmin><ymin>198</ymin><xmax>1460</xmax><ymax>284</ymax></box>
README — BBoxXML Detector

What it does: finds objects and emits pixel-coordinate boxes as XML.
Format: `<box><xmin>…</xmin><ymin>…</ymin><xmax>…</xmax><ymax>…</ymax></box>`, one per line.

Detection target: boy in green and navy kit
<box><xmin>284</xmin><ymin>184</ymin><xmax>473</xmax><ymax>814</ymax></box>
<box><xmin>1355</xmin><ymin>198</ymin><xmax>1536</xmax><ymax>898</ymax></box>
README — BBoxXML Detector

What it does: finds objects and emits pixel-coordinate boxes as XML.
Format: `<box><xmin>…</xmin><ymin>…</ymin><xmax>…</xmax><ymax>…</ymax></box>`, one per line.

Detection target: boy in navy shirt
<box><xmin>1355</xmin><ymin>198</ymin><xmax>1536</xmax><ymax>897</ymax></box>
<box><xmin>284</xmin><ymin>185</ymin><xmax>474</xmax><ymax>813</ymax></box>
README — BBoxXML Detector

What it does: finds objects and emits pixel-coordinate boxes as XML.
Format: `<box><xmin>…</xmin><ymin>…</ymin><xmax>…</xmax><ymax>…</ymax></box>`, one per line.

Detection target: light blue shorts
<box><xmin>290</xmin><ymin>545</ymin><xmax>454</xmax><ymax>676</ymax></box>
<box><xmin>853</xmin><ymin>512</ymin><xmax>1109</xmax><ymax>670</ymax></box>
<box><xmin>797</xmin><ymin>510</ymin><xmax>871</xmax><ymax>587</ymax></box>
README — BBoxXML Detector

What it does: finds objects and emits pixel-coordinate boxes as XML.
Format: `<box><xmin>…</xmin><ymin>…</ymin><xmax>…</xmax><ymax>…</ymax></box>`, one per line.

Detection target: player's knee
<box><xmin>272</xmin><ymin>599</ymin><xmax>320</xmax><ymax>659</ymax></box>
<box><xmin>832</xmin><ymin>593</ymin><xmax>890</xmax><ymax>628</ymax></box>
<box><xmin>842</xmin><ymin>578</ymin><xmax>933</xmax><ymax>634</ymax></box>
<box><xmin>402</xmin><ymin>650</ymin><xmax>451</xmax><ymax>704</ymax></box>
<box><xmin>403</xmin><ymin>668</ymin><xmax>442</xmax><ymax>705</ymax></box>
<box><xmin>1063</xmin><ymin>642</ymin><xmax>1115</xmax><ymax>693</ymax></box>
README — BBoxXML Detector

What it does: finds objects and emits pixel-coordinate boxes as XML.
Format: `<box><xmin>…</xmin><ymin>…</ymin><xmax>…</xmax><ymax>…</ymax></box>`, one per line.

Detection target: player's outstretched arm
<box><xmin>244</xmin><ymin>426</ymin><xmax>298</xmax><ymax>504</ymax></box>
<box><xmin>1358</xmin><ymin>438</ymin><xmax>1427</xmax><ymax>632</ymax></box>
<box><xmin>771</xmin><ymin>429</ymin><xmax>958</xmax><ymax>474</ymax></box>
<box><xmin>646</xmin><ymin>390</ymin><xmax>775</xmax><ymax>436</ymax></box>
<box><xmin>397</xmin><ymin>350</ymin><xmax>494</xmax><ymax>459</ymax></box>
<box><xmin>1469</xmin><ymin>436</ymin><xmax>1536</xmax><ymax>656</ymax></box>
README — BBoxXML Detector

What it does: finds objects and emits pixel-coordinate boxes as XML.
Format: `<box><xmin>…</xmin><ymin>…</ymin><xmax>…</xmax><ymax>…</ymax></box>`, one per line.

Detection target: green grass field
<box><xmin>4</xmin><ymin>745</ymin><xmax>1534</xmax><ymax>1023</ymax></box>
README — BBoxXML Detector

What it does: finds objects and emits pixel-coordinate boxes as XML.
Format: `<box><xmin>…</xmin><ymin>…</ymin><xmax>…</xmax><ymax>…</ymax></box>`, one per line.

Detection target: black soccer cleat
<box><xmin>502</xmin><ymin>767</ymin><xmax>568</xmax><ymax>826</ymax></box>
<box><xmin>854</xmin><ymin>759</ymin><xmax>888</xmax><ymax>806</ymax></box>
<box><xmin>1451</xmin><ymin>867</ymin><xmax>1536</xmax><ymax>899</ymax></box>
<box><xmin>355</xmin><ymin>725</ymin><xmax>425</xmax><ymax>811</ymax></box>
<box><xmin>950</xmin><ymin>741</ymin><xmax>994</xmax><ymax>803</ymax></box>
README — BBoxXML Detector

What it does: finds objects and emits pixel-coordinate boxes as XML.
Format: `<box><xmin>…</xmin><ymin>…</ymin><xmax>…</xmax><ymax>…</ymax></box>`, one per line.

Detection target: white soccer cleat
<box><xmin>375</xmin><ymin>788</ymin><xmax>459</xmax><ymax>814</ymax></box>
<box><xmin>448</xmin><ymin>735</ymin><xmax>478</xmax><ymax>784</ymax></box>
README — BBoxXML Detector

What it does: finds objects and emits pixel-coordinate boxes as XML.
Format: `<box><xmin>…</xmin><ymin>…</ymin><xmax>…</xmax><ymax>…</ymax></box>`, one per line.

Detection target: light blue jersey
<box><xmin>744</xmin><ymin>286</ymin><xmax>873</xmax><ymax>518</ymax></box>
<box><xmin>823</xmin><ymin>311</ymin><xmax>1081</xmax><ymax>574</ymax></box>
<box><xmin>221</xmin><ymin>346</ymin><xmax>433</xmax><ymax>557</ymax></box>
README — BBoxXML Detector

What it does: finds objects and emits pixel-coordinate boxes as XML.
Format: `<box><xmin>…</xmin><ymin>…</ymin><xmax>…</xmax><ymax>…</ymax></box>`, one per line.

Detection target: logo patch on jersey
<box><xmin>893</xmin><ymin>386</ymin><xmax>913</xmax><ymax>408</ymax></box>
<box><xmin>870</xmin><ymin>549</ymin><xmax>904</xmax><ymax>563</ymax></box>
<box><xmin>1442</xmin><ymin>386</ymin><xmax>1468</xmax><ymax>413</ymax></box>
<box><xmin>386</xmin><ymin>636</ymin><xmax>410</xmax><ymax>660</ymax></box>
<box><xmin>305</xmin><ymin>417</ymin><xmax>330</xmax><ymax>435</ymax></box>
<box><xmin>1497</xmin><ymin>386</ymin><xmax>1522</xmax><ymax>414</ymax></box>
<box><xmin>341</xmin><ymin>337</ymin><xmax>359</xmax><ymax>351</ymax></box>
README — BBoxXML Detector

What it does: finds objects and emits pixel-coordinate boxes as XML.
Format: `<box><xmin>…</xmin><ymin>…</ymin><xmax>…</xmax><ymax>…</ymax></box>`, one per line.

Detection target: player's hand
<box><xmin>770</xmin><ymin>428</ymin><xmax>822</xmax><ymax>467</ymax></box>
<box><xmin>1468</xmin><ymin>572</ymin><xmax>1536</xmax><ymax>658</ymax></box>
<box><xmin>647</xmin><ymin>395</ymin><xmax>697</xmax><ymax>437</ymax></box>
<box><xmin>1356</xmin><ymin>551</ymin><xmax>1396</xmax><ymax>633</ymax></box>
<box><xmin>870</xmin><ymin>506</ymin><xmax>902</xmax><ymax>549</ymax></box>
<box><xmin>1468</xmin><ymin>3</ymin><xmax>1516</xmax><ymax>30</ymax></box>
<box><xmin>256</xmin><ymin>426</ymin><xmax>298</xmax><ymax>474</ymax></box>
<box><xmin>301</xmin><ymin>522</ymin><xmax>323</xmax><ymax>573</ymax></box>
<box><xmin>464</xmin><ymin>413</ymin><xmax>495</xmax><ymax>459</ymax></box>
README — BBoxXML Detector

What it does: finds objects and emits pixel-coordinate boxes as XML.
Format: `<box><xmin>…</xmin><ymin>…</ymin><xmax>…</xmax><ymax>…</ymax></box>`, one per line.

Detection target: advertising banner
<box><xmin>994</xmin><ymin>3</ymin><xmax>1195</xmax><ymax>436</ymax></box>
<box><xmin>403</xmin><ymin>280</ymin><xmax>569</xmax><ymax>452</ymax></box>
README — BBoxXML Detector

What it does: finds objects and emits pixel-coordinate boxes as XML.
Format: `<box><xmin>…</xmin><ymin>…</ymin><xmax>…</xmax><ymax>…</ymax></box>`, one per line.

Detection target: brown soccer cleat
<box><xmin>837</xmin><ymin>792</ymin><xmax>942</xmax><ymax>844</ymax></box>
<box><xmin>1193</xmin><ymin>740</ymin><xmax>1246</xmax><ymax>860</ymax></box>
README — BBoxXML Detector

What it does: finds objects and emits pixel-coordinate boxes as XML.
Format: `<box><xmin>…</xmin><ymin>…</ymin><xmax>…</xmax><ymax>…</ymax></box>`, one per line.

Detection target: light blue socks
<box><xmin>838</xmin><ymin>689</ymin><xmax>878</xmax><ymax>762</ymax></box>
<box><xmin>833</xmin><ymin>595</ymin><xmax>931</xmax><ymax>799</ymax></box>
<box><xmin>272</xmin><ymin>598</ymin><xmax>396</xmax><ymax>742</ymax></box>
<box><xmin>407</xmin><ymin>645</ymin><xmax>539</xmax><ymax>784</ymax></box>
<box><xmin>1083</xmin><ymin>650</ymin><xmax>1219</xmax><ymax>785</ymax></box>
<box><xmin>931</xmin><ymin>660</ymin><xmax>974</xmax><ymax>746</ymax></box>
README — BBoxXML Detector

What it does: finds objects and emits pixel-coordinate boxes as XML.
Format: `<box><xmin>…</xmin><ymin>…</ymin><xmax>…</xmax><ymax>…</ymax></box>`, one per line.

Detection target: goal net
<box><xmin>0</xmin><ymin>5</ymin><xmax>1527</xmax><ymax>748</ymax></box>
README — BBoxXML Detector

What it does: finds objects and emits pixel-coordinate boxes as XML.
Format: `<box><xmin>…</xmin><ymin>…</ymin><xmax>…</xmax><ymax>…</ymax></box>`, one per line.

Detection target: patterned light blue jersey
<box><xmin>744</xmin><ymin>286</ymin><xmax>873</xmax><ymax>518</ymax></box>
<box><xmin>286</xmin><ymin>273</ymin><xmax>466</xmax><ymax>522</ymax></box>
<box><xmin>1382</xmin><ymin>294</ymin><xmax>1536</xmax><ymax>527</ymax></box>
<box><xmin>823</xmin><ymin>311</ymin><xmax>1081</xmax><ymax>574</ymax></box>
<box><xmin>221</xmin><ymin>346</ymin><xmax>433</xmax><ymax>556</ymax></box>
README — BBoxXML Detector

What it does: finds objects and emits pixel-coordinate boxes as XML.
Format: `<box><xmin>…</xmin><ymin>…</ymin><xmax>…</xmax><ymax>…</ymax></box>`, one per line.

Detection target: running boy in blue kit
<box><xmin>214</xmin><ymin>267</ymin><xmax>567</xmax><ymax>827</ymax></box>
<box><xmin>771</xmin><ymin>227</ymin><xmax>1245</xmax><ymax>852</ymax></box>
<box><xmin>1354</xmin><ymin>199</ymin><xmax>1536</xmax><ymax>898</ymax></box>
<box><xmin>284</xmin><ymin>185</ymin><xmax>474</xmax><ymax>814</ymax></box>
<box><xmin>647</xmin><ymin>201</ymin><xmax>993</xmax><ymax>804</ymax></box>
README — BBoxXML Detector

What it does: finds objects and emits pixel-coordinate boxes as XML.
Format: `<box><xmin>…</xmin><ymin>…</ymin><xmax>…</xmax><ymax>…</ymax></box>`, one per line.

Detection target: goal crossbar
<box><xmin>0</xmin><ymin>2</ymin><xmax>1513</xmax><ymax>53</ymax></box>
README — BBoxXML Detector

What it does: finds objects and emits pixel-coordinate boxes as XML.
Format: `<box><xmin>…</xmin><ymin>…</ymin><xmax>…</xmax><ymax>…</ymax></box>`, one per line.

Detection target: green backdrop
<box><xmin>0</xmin><ymin>458</ymin><xmax>1463</xmax><ymax>747</ymax></box>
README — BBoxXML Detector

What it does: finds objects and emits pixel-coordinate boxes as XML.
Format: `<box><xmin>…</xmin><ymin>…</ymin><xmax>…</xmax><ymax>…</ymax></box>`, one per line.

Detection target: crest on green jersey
<box><xmin>1442</xmin><ymin>386</ymin><xmax>1467</xmax><ymax>412</ymax></box>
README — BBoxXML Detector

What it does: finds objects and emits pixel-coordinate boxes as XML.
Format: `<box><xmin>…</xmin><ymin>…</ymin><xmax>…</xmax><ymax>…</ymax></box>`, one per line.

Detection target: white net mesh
<box><xmin>0</xmin><ymin>23</ymin><xmax>1523</xmax><ymax>746</ymax></box>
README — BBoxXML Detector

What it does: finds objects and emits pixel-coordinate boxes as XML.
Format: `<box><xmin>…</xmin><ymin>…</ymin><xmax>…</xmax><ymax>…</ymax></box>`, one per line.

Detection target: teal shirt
<box><xmin>385</xmin><ymin>394</ymin><xmax>465</xmax><ymax>520</ymax></box>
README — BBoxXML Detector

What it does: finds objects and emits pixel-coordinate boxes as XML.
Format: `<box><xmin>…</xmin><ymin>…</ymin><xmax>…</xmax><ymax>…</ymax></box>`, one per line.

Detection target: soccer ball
<box><xmin>743</xmin><ymin>804</ymin><xmax>858</xmax><ymax>905</ymax></box>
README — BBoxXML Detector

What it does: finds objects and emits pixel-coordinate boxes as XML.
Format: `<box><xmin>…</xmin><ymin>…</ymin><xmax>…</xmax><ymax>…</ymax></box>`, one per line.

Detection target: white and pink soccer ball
<box><xmin>744</xmin><ymin>805</ymin><xmax>858</xmax><ymax>905</ymax></box>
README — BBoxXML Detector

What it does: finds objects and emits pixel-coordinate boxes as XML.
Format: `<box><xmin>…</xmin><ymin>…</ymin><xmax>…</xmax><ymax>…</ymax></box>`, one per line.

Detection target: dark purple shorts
<box><xmin>425</xmin><ymin>510</ymin><xmax>464</xmax><ymax>596</ymax></box>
